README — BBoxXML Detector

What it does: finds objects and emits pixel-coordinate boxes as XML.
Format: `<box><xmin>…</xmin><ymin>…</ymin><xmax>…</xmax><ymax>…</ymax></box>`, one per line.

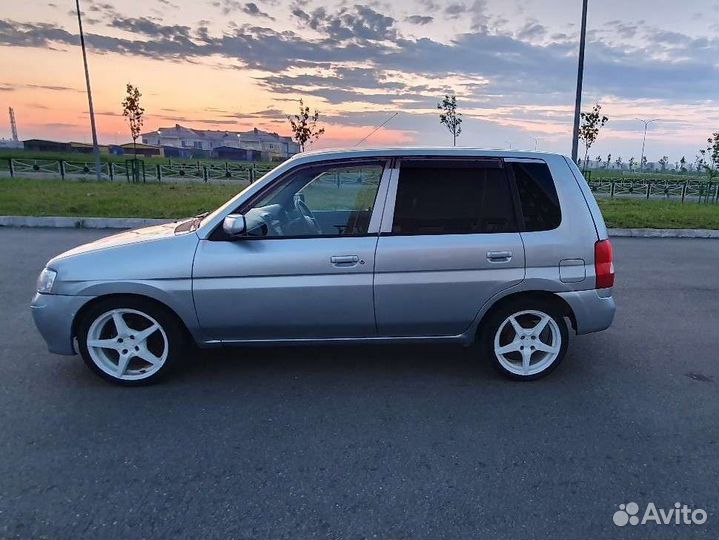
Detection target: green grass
<box><xmin>0</xmin><ymin>178</ymin><xmax>243</xmax><ymax>219</ymax></box>
<box><xmin>0</xmin><ymin>178</ymin><xmax>717</xmax><ymax>228</ymax></box>
<box><xmin>597</xmin><ymin>199</ymin><xmax>719</xmax><ymax>229</ymax></box>
<box><xmin>588</xmin><ymin>170</ymin><xmax>708</xmax><ymax>182</ymax></box>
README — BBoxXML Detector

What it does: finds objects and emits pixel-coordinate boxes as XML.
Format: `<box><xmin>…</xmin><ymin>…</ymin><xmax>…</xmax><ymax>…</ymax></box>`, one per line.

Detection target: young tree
<box><xmin>578</xmin><ymin>103</ymin><xmax>609</xmax><ymax>166</ymax></box>
<box><xmin>604</xmin><ymin>153</ymin><xmax>612</xmax><ymax>169</ymax></box>
<box><xmin>641</xmin><ymin>155</ymin><xmax>648</xmax><ymax>170</ymax></box>
<box><xmin>287</xmin><ymin>99</ymin><xmax>325</xmax><ymax>152</ymax></box>
<box><xmin>628</xmin><ymin>156</ymin><xmax>635</xmax><ymax>171</ymax></box>
<box><xmin>698</xmin><ymin>131</ymin><xmax>719</xmax><ymax>181</ymax></box>
<box><xmin>680</xmin><ymin>156</ymin><xmax>687</xmax><ymax>172</ymax></box>
<box><xmin>121</xmin><ymin>83</ymin><xmax>144</xmax><ymax>157</ymax></box>
<box><xmin>437</xmin><ymin>94</ymin><xmax>463</xmax><ymax>146</ymax></box>
<box><xmin>615</xmin><ymin>156</ymin><xmax>623</xmax><ymax>169</ymax></box>
<box><xmin>595</xmin><ymin>155</ymin><xmax>602</xmax><ymax>168</ymax></box>
<box><xmin>658</xmin><ymin>155</ymin><xmax>669</xmax><ymax>171</ymax></box>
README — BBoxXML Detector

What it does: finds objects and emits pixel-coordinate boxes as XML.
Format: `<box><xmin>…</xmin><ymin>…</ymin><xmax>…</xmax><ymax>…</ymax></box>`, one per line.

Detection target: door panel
<box><xmin>193</xmin><ymin>237</ymin><xmax>378</xmax><ymax>340</ymax></box>
<box><xmin>374</xmin><ymin>158</ymin><xmax>525</xmax><ymax>337</ymax></box>
<box><xmin>192</xmin><ymin>159</ymin><xmax>391</xmax><ymax>342</ymax></box>
<box><xmin>374</xmin><ymin>233</ymin><xmax>525</xmax><ymax>336</ymax></box>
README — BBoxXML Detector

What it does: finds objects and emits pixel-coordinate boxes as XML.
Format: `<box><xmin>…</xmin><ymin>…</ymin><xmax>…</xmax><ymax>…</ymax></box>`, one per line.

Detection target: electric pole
<box><xmin>9</xmin><ymin>108</ymin><xmax>18</xmax><ymax>141</ymax></box>
<box><xmin>570</xmin><ymin>0</ymin><xmax>589</xmax><ymax>163</ymax></box>
<box><xmin>75</xmin><ymin>0</ymin><xmax>102</xmax><ymax>181</ymax></box>
<box><xmin>636</xmin><ymin>118</ymin><xmax>659</xmax><ymax>172</ymax></box>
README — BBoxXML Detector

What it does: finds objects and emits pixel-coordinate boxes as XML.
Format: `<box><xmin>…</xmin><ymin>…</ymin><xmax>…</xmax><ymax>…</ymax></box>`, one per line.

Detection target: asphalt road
<box><xmin>0</xmin><ymin>228</ymin><xmax>717</xmax><ymax>539</ymax></box>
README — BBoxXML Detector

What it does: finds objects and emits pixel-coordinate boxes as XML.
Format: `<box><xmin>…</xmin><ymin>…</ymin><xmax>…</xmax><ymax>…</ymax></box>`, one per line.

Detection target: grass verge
<box><xmin>0</xmin><ymin>178</ymin><xmax>717</xmax><ymax>229</ymax></box>
<box><xmin>0</xmin><ymin>178</ymin><xmax>243</xmax><ymax>219</ymax></box>
<box><xmin>597</xmin><ymin>199</ymin><xmax>719</xmax><ymax>229</ymax></box>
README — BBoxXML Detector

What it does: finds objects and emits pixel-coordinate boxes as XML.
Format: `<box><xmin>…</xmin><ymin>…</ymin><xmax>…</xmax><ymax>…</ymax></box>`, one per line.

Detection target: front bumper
<box><xmin>557</xmin><ymin>288</ymin><xmax>616</xmax><ymax>335</ymax></box>
<box><xmin>31</xmin><ymin>293</ymin><xmax>95</xmax><ymax>355</ymax></box>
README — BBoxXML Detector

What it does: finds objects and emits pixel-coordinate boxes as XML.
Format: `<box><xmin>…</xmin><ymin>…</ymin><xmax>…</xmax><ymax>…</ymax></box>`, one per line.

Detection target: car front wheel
<box><xmin>481</xmin><ymin>299</ymin><xmax>568</xmax><ymax>380</ymax></box>
<box><xmin>77</xmin><ymin>298</ymin><xmax>185</xmax><ymax>385</ymax></box>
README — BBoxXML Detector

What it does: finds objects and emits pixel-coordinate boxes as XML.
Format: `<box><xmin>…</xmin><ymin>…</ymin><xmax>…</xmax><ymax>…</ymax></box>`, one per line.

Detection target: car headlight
<box><xmin>37</xmin><ymin>268</ymin><xmax>57</xmax><ymax>294</ymax></box>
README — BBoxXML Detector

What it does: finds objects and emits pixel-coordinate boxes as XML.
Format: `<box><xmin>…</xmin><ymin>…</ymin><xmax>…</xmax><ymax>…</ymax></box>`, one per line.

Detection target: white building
<box><xmin>236</xmin><ymin>127</ymin><xmax>300</xmax><ymax>159</ymax></box>
<box><xmin>141</xmin><ymin>124</ymin><xmax>299</xmax><ymax>159</ymax></box>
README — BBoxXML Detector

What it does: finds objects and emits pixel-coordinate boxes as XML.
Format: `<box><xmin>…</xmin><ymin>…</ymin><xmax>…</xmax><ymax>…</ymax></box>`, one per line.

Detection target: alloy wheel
<box><xmin>493</xmin><ymin>309</ymin><xmax>562</xmax><ymax>376</ymax></box>
<box><xmin>86</xmin><ymin>308</ymin><xmax>169</xmax><ymax>381</ymax></box>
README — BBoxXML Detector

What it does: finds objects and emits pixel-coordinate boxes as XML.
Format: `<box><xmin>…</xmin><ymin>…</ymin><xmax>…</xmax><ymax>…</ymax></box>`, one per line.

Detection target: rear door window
<box><xmin>510</xmin><ymin>161</ymin><xmax>561</xmax><ymax>231</ymax></box>
<box><xmin>391</xmin><ymin>160</ymin><xmax>518</xmax><ymax>235</ymax></box>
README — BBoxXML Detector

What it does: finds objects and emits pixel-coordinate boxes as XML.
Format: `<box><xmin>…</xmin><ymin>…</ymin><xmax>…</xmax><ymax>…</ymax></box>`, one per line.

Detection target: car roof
<box><xmin>288</xmin><ymin>146</ymin><xmax>563</xmax><ymax>164</ymax></box>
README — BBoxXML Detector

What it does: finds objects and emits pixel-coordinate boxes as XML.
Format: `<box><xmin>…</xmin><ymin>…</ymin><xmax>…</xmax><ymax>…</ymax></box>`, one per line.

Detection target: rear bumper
<box><xmin>557</xmin><ymin>288</ymin><xmax>616</xmax><ymax>335</ymax></box>
<box><xmin>31</xmin><ymin>293</ymin><xmax>94</xmax><ymax>355</ymax></box>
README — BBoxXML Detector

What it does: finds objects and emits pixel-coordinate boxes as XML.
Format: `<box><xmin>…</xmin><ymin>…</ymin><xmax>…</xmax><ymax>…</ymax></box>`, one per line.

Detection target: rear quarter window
<box><xmin>510</xmin><ymin>162</ymin><xmax>561</xmax><ymax>231</ymax></box>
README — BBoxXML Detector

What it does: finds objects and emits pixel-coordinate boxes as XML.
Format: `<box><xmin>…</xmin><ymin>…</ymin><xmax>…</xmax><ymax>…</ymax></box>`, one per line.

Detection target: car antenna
<box><xmin>353</xmin><ymin>112</ymin><xmax>399</xmax><ymax>147</ymax></box>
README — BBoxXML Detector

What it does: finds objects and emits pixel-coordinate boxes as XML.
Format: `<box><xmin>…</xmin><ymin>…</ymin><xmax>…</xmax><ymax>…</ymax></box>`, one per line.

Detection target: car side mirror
<box><xmin>223</xmin><ymin>214</ymin><xmax>246</xmax><ymax>237</ymax></box>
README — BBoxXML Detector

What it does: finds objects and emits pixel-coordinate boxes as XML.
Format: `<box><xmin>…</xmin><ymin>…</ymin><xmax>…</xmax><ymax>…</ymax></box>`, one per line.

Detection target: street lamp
<box><xmin>75</xmin><ymin>0</ymin><xmax>101</xmax><ymax>181</ymax></box>
<box><xmin>570</xmin><ymin>0</ymin><xmax>589</xmax><ymax>162</ymax></box>
<box><xmin>635</xmin><ymin>118</ymin><xmax>659</xmax><ymax>171</ymax></box>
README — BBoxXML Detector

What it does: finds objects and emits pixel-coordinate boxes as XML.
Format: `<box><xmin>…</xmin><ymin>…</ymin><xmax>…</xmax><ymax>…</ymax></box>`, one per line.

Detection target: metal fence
<box><xmin>587</xmin><ymin>178</ymin><xmax>719</xmax><ymax>203</ymax></box>
<box><xmin>4</xmin><ymin>158</ymin><xmax>276</xmax><ymax>184</ymax></box>
<box><xmin>3</xmin><ymin>158</ymin><xmax>718</xmax><ymax>203</ymax></box>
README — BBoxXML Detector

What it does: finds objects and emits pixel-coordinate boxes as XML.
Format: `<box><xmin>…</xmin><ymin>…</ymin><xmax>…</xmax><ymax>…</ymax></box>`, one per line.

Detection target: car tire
<box><xmin>77</xmin><ymin>297</ymin><xmax>187</xmax><ymax>386</ymax></box>
<box><xmin>480</xmin><ymin>298</ymin><xmax>569</xmax><ymax>381</ymax></box>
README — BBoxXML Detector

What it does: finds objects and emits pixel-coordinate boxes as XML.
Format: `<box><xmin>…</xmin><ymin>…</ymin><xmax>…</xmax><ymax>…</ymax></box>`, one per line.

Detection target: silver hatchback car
<box><xmin>31</xmin><ymin>148</ymin><xmax>615</xmax><ymax>385</ymax></box>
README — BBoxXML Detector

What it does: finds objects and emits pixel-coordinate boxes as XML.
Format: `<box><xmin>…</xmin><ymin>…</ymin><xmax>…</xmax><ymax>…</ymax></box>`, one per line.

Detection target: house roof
<box><xmin>213</xmin><ymin>145</ymin><xmax>257</xmax><ymax>152</ymax></box>
<box><xmin>119</xmin><ymin>142</ymin><xmax>161</xmax><ymax>149</ymax></box>
<box><xmin>23</xmin><ymin>139</ymin><xmax>69</xmax><ymax>145</ymax></box>
<box><xmin>142</xmin><ymin>124</ymin><xmax>293</xmax><ymax>144</ymax></box>
<box><xmin>239</xmin><ymin>127</ymin><xmax>293</xmax><ymax>143</ymax></box>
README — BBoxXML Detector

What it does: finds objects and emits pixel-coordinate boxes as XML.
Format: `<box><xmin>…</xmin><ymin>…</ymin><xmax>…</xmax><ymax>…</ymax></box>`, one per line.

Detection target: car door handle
<box><xmin>487</xmin><ymin>250</ymin><xmax>513</xmax><ymax>263</ymax></box>
<box><xmin>331</xmin><ymin>255</ymin><xmax>360</xmax><ymax>266</ymax></box>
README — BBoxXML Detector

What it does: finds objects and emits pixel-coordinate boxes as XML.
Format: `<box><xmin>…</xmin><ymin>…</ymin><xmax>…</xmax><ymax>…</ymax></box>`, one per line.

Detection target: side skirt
<box><xmin>198</xmin><ymin>333</ymin><xmax>475</xmax><ymax>348</ymax></box>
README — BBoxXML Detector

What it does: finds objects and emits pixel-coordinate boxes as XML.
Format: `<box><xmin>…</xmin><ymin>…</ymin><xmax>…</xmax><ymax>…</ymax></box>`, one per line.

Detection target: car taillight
<box><xmin>595</xmin><ymin>239</ymin><xmax>615</xmax><ymax>289</ymax></box>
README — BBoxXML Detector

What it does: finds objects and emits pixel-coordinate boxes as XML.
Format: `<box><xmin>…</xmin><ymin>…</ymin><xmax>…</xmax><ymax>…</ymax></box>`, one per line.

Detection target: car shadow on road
<box><xmin>167</xmin><ymin>335</ymin><xmax>599</xmax><ymax>390</ymax></box>
<box><xmin>60</xmin><ymin>334</ymin><xmax>602</xmax><ymax>393</ymax></box>
<box><xmin>175</xmin><ymin>342</ymin><xmax>498</xmax><ymax>384</ymax></box>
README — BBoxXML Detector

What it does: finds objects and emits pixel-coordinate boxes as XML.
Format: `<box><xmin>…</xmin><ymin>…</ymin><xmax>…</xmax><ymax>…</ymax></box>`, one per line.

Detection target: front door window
<box><xmin>242</xmin><ymin>162</ymin><xmax>385</xmax><ymax>238</ymax></box>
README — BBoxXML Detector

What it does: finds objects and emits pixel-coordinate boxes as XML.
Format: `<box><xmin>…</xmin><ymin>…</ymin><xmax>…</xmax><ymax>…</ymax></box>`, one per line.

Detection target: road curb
<box><xmin>1</xmin><ymin>216</ymin><xmax>718</xmax><ymax>238</ymax></box>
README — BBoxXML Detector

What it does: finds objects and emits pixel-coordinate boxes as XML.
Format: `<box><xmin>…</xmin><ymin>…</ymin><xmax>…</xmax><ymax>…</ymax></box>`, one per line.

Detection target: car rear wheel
<box><xmin>77</xmin><ymin>298</ymin><xmax>185</xmax><ymax>385</ymax></box>
<box><xmin>481</xmin><ymin>299</ymin><xmax>568</xmax><ymax>380</ymax></box>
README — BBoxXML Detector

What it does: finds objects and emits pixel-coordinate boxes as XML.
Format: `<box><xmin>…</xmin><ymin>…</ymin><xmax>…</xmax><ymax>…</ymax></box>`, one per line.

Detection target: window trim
<box><xmin>208</xmin><ymin>158</ymin><xmax>392</xmax><ymax>241</ymax></box>
<box><xmin>508</xmin><ymin>159</ymin><xmax>562</xmax><ymax>232</ymax></box>
<box><xmin>379</xmin><ymin>157</ymin><xmax>523</xmax><ymax>237</ymax></box>
<box><xmin>504</xmin><ymin>162</ymin><xmax>527</xmax><ymax>232</ymax></box>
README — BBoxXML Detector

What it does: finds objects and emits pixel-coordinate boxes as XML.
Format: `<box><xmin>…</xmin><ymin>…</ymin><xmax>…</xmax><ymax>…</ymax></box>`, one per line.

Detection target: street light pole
<box><xmin>636</xmin><ymin>118</ymin><xmax>659</xmax><ymax>171</ymax></box>
<box><xmin>570</xmin><ymin>0</ymin><xmax>589</xmax><ymax>163</ymax></box>
<box><xmin>75</xmin><ymin>0</ymin><xmax>102</xmax><ymax>181</ymax></box>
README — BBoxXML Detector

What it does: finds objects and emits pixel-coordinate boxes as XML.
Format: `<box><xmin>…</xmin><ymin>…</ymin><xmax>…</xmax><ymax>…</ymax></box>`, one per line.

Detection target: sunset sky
<box><xmin>0</xmin><ymin>0</ymin><xmax>717</xmax><ymax>161</ymax></box>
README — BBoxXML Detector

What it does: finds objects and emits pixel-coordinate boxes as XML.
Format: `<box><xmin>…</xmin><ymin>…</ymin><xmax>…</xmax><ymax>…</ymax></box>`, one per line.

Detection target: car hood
<box><xmin>51</xmin><ymin>222</ymin><xmax>181</xmax><ymax>262</ymax></box>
